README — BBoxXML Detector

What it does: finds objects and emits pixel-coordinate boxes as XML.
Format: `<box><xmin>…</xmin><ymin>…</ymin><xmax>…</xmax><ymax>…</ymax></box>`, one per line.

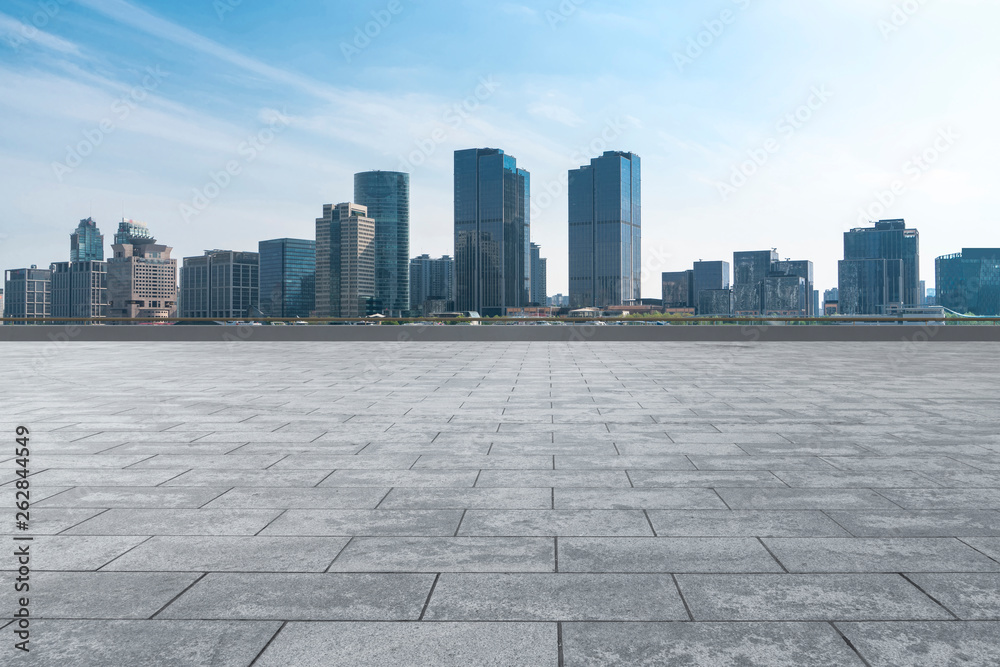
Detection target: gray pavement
<box><xmin>1</xmin><ymin>341</ymin><xmax>999</xmax><ymax>665</ymax></box>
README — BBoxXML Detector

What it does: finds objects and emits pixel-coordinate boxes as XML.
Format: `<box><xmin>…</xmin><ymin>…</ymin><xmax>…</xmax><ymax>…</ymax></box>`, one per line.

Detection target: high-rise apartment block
<box><xmin>409</xmin><ymin>254</ymin><xmax>454</xmax><ymax>313</ymax></box>
<box><xmin>936</xmin><ymin>248</ymin><xmax>1000</xmax><ymax>316</ymax></box>
<box><xmin>180</xmin><ymin>250</ymin><xmax>260</xmax><ymax>319</ymax></box>
<box><xmin>568</xmin><ymin>151</ymin><xmax>641</xmax><ymax>308</ymax></box>
<box><xmin>838</xmin><ymin>219</ymin><xmax>920</xmax><ymax>315</ymax></box>
<box><xmin>454</xmin><ymin>148</ymin><xmax>530</xmax><ymax>317</ymax></box>
<box><xmin>530</xmin><ymin>243</ymin><xmax>547</xmax><ymax>306</ymax></box>
<box><xmin>354</xmin><ymin>171</ymin><xmax>410</xmax><ymax>316</ymax></box>
<box><xmin>316</xmin><ymin>203</ymin><xmax>376</xmax><ymax>318</ymax></box>
<box><xmin>3</xmin><ymin>266</ymin><xmax>52</xmax><ymax>322</ymax></box>
<box><xmin>71</xmin><ymin>217</ymin><xmax>105</xmax><ymax>262</ymax></box>
<box><xmin>107</xmin><ymin>221</ymin><xmax>177</xmax><ymax>320</ymax></box>
<box><xmin>258</xmin><ymin>239</ymin><xmax>316</xmax><ymax>319</ymax></box>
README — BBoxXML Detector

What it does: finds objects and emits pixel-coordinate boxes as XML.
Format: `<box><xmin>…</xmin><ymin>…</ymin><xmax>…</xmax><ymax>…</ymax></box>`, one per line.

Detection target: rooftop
<box><xmin>2</xmin><ymin>341</ymin><xmax>999</xmax><ymax>665</ymax></box>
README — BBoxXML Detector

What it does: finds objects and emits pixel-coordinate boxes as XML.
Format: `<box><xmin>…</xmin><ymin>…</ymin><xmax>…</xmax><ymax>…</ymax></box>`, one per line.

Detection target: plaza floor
<box><xmin>2</xmin><ymin>341</ymin><xmax>999</xmax><ymax>666</ymax></box>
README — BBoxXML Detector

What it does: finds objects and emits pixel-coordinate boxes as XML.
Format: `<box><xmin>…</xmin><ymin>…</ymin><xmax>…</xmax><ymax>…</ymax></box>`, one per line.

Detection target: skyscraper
<box><xmin>3</xmin><ymin>267</ymin><xmax>52</xmax><ymax>322</ymax></box>
<box><xmin>454</xmin><ymin>148</ymin><xmax>530</xmax><ymax>317</ymax></box>
<box><xmin>936</xmin><ymin>248</ymin><xmax>1000</xmax><ymax>316</ymax></box>
<box><xmin>568</xmin><ymin>151</ymin><xmax>641</xmax><ymax>308</ymax></box>
<box><xmin>734</xmin><ymin>250</ymin><xmax>778</xmax><ymax>314</ymax></box>
<box><xmin>354</xmin><ymin>171</ymin><xmax>410</xmax><ymax>316</ymax></box>
<box><xmin>692</xmin><ymin>261</ymin><xmax>730</xmax><ymax>314</ymax></box>
<box><xmin>179</xmin><ymin>250</ymin><xmax>260</xmax><ymax>320</ymax></box>
<box><xmin>259</xmin><ymin>239</ymin><xmax>316</xmax><ymax>319</ymax></box>
<box><xmin>107</xmin><ymin>221</ymin><xmax>177</xmax><ymax>320</ymax></box>
<box><xmin>71</xmin><ymin>217</ymin><xmax>104</xmax><ymax>262</ymax></box>
<box><xmin>315</xmin><ymin>203</ymin><xmax>375</xmax><ymax>318</ymax></box>
<box><xmin>734</xmin><ymin>251</ymin><xmax>815</xmax><ymax>317</ymax></box>
<box><xmin>51</xmin><ymin>261</ymin><xmax>107</xmax><ymax>320</ymax></box>
<box><xmin>530</xmin><ymin>243</ymin><xmax>547</xmax><ymax>306</ymax></box>
<box><xmin>409</xmin><ymin>254</ymin><xmax>455</xmax><ymax>313</ymax></box>
<box><xmin>839</xmin><ymin>219</ymin><xmax>920</xmax><ymax>315</ymax></box>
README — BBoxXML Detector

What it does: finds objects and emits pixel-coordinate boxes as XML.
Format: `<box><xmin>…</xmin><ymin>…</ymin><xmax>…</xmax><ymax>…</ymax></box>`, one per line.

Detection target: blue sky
<box><xmin>1</xmin><ymin>0</ymin><xmax>998</xmax><ymax>296</ymax></box>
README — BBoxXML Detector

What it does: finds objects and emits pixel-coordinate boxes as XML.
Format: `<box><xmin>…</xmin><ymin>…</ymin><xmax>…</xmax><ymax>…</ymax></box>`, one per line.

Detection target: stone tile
<box><xmin>63</xmin><ymin>509</ymin><xmax>282</xmax><ymax>536</ymax></box>
<box><xmin>0</xmin><ymin>536</ymin><xmax>148</xmax><ymax>570</ymax></box>
<box><xmin>328</xmin><ymin>537</ymin><xmax>555</xmax><ymax>572</ymax></box>
<box><xmin>718</xmin><ymin>489</ymin><xmax>901</xmax><ymax>510</ymax></box>
<box><xmin>259</xmin><ymin>510</ymin><xmax>464</xmax><ymax>536</ymax></box>
<box><xmin>562</xmin><ymin>622</ymin><xmax>866</xmax><ymax>666</ymax></box>
<box><xmin>763</xmin><ymin>537</ymin><xmax>1000</xmax><ymax>573</ymax></box>
<box><xmin>458</xmin><ymin>510</ymin><xmax>653</xmax><ymax>536</ymax></box>
<box><xmin>629</xmin><ymin>471</ymin><xmax>787</xmax><ymax>488</ymax></box>
<box><xmin>20</xmin><ymin>620</ymin><xmax>281</xmax><ymax>667</ymax></box>
<box><xmin>2</xmin><ymin>572</ymin><xmax>200</xmax><ymax>618</ymax></box>
<box><xmin>772</xmin><ymin>471</ymin><xmax>938</xmax><ymax>488</ymax></box>
<box><xmin>33</xmin><ymin>486</ymin><xmax>230</xmax><ymax>509</ymax></box>
<box><xmin>689</xmin><ymin>456</ymin><xmax>836</xmax><ymax>470</ymax></box>
<box><xmin>677</xmin><ymin>573</ymin><xmax>953</xmax><ymax>620</ymax></box>
<box><xmin>202</xmin><ymin>487</ymin><xmax>390</xmax><ymax>509</ymax></box>
<box><xmin>555</xmin><ymin>455</ymin><xmax>695</xmax><ymax>470</ymax></box>
<box><xmin>648</xmin><ymin>510</ymin><xmax>851</xmax><ymax>537</ymax></box>
<box><xmin>272</xmin><ymin>454</ymin><xmax>419</xmax><ymax>469</ymax></box>
<box><xmin>255</xmin><ymin>621</ymin><xmax>557</xmax><ymax>667</ymax></box>
<box><xmin>159</xmin><ymin>573</ymin><xmax>434</xmax><ymax>620</ymax></box>
<box><xmin>616</xmin><ymin>443</ymin><xmax>749</xmax><ymax>456</ymax></box>
<box><xmin>826</xmin><ymin>511</ymin><xmax>1000</xmax><ymax>537</ymax></box>
<box><xmin>554</xmin><ymin>488</ymin><xmax>729</xmax><ymax>510</ymax></box>
<box><xmin>413</xmin><ymin>455</ymin><xmax>553</xmax><ymax>469</ymax></box>
<box><xmin>906</xmin><ymin>573</ymin><xmax>1000</xmax><ymax>619</ymax></box>
<box><xmin>23</xmin><ymin>469</ymin><xmax>191</xmax><ymax>486</ymax></box>
<box><xmin>378</xmin><ymin>488</ymin><xmax>553</xmax><ymax>509</ymax></box>
<box><xmin>162</xmin><ymin>469</ymin><xmax>330</xmax><ymax>487</ymax></box>
<box><xmin>424</xmin><ymin>573</ymin><xmax>687</xmax><ymax>621</ymax></box>
<box><xmin>317</xmin><ymin>470</ymin><xmax>478</xmax><ymax>487</ymax></box>
<box><xmin>475</xmin><ymin>470</ymin><xmax>632</xmax><ymax>488</ymax></box>
<box><xmin>127</xmin><ymin>454</ymin><xmax>285</xmax><ymax>468</ymax></box>
<box><xmin>558</xmin><ymin>537</ymin><xmax>782</xmax><ymax>573</ymax></box>
<box><xmin>875</xmin><ymin>489</ymin><xmax>1000</xmax><ymax>509</ymax></box>
<box><xmin>836</xmin><ymin>621</ymin><xmax>1000</xmax><ymax>666</ymax></box>
<box><xmin>0</xmin><ymin>508</ymin><xmax>105</xmax><ymax>535</ymax></box>
<box><xmin>101</xmin><ymin>536</ymin><xmax>351</xmax><ymax>572</ymax></box>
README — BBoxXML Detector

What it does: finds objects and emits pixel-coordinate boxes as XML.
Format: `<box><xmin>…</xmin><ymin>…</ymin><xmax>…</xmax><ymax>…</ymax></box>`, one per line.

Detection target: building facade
<box><xmin>936</xmin><ymin>248</ymin><xmax>1000</xmax><ymax>316</ymax></box>
<box><xmin>661</xmin><ymin>270</ymin><xmax>694</xmax><ymax>309</ymax></box>
<box><xmin>530</xmin><ymin>243</ymin><xmax>547</xmax><ymax>306</ymax></box>
<box><xmin>354</xmin><ymin>171</ymin><xmax>410</xmax><ymax>315</ymax></box>
<box><xmin>410</xmin><ymin>254</ymin><xmax>455</xmax><ymax>313</ymax></box>
<box><xmin>692</xmin><ymin>261</ymin><xmax>730</xmax><ymax>314</ymax></box>
<box><xmin>258</xmin><ymin>239</ymin><xmax>316</xmax><ymax>319</ymax></box>
<box><xmin>180</xmin><ymin>250</ymin><xmax>260</xmax><ymax>320</ymax></box>
<box><xmin>71</xmin><ymin>217</ymin><xmax>105</xmax><ymax>262</ymax></box>
<box><xmin>51</xmin><ymin>261</ymin><xmax>107</xmax><ymax>320</ymax></box>
<box><xmin>839</xmin><ymin>219</ymin><xmax>920</xmax><ymax>315</ymax></box>
<box><xmin>568</xmin><ymin>151</ymin><xmax>641</xmax><ymax>308</ymax></box>
<box><xmin>698</xmin><ymin>289</ymin><xmax>734</xmax><ymax>317</ymax></box>
<box><xmin>734</xmin><ymin>251</ymin><xmax>814</xmax><ymax>317</ymax></box>
<box><xmin>107</xmin><ymin>222</ymin><xmax>177</xmax><ymax>320</ymax></box>
<box><xmin>454</xmin><ymin>148</ymin><xmax>530</xmax><ymax>317</ymax></box>
<box><xmin>3</xmin><ymin>267</ymin><xmax>52</xmax><ymax>322</ymax></box>
<box><xmin>316</xmin><ymin>203</ymin><xmax>375</xmax><ymax>318</ymax></box>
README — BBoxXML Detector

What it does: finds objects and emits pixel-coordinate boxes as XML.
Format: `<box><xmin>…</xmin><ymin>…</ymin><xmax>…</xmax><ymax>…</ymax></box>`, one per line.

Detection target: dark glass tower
<box><xmin>259</xmin><ymin>238</ymin><xmax>316</xmax><ymax>318</ymax></box>
<box><xmin>454</xmin><ymin>148</ymin><xmax>530</xmax><ymax>317</ymax></box>
<box><xmin>936</xmin><ymin>248</ymin><xmax>1000</xmax><ymax>316</ymax></box>
<box><xmin>71</xmin><ymin>218</ymin><xmax>104</xmax><ymax>262</ymax></box>
<box><xmin>838</xmin><ymin>219</ymin><xmax>920</xmax><ymax>315</ymax></box>
<box><xmin>568</xmin><ymin>151</ymin><xmax>641</xmax><ymax>309</ymax></box>
<box><xmin>354</xmin><ymin>171</ymin><xmax>410</xmax><ymax>315</ymax></box>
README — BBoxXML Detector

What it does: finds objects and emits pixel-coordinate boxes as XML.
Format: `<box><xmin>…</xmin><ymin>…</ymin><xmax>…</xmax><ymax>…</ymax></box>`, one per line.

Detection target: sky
<box><xmin>1</xmin><ymin>0</ymin><xmax>998</xmax><ymax>297</ymax></box>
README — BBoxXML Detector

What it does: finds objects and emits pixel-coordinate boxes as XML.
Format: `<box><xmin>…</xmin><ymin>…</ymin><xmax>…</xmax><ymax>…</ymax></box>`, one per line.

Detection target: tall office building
<box><xmin>51</xmin><ymin>261</ymin><xmax>107</xmax><ymax>320</ymax></box>
<box><xmin>70</xmin><ymin>217</ymin><xmax>104</xmax><ymax>262</ymax></box>
<box><xmin>734</xmin><ymin>250</ymin><xmax>778</xmax><ymax>314</ymax></box>
<box><xmin>454</xmin><ymin>148</ymin><xmax>530</xmax><ymax>316</ymax></box>
<box><xmin>354</xmin><ymin>171</ymin><xmax>410</xmax><ymax>315</ymax></box>
<box><xmin>0</xmin><ymin>289</ymin><xmax>4</xmax><ymax>322</ymax></box>
<box><xmin>839</xmin><ymin>219</ymin><xmax>920</xmax><ymax>315</ymax></box>
<box><xmin>180</xmin><ymin>250</ymin><xmax>260</xmax><ymax>319</ymax></box>
<box><xmin>259</xmin><ymin>239</ymin><xmax>316</xmax><ymax>318</ymax></box>
<box><xmin>409</xmin><ymin>254</ymin><xmax>455</xmax><ymax>313</ymax></box>
<box><xmin>692</xmin><ymin>261</ymin><xmax>730</xmax><ymax>314</ymax></box>
<box><xmin>734</xmin><ymin>251</ymin><xmax>814</xmax><ymax>316</ymax></box>
<box><xmin>316</xmin><ymin>203</ymin><xmax>376</xmax><ymax>318</ymax></box>
<box><xmin>107</xmin><ymin>221</ymin><xmax>177</xmax><ymax>320</ymax></box>
<box><xmin>568</xmin><ymin>151</ymin><xmax>641</xmax><ymax>308</ymax></box>
<box><xmin>662</xmin><ymin>270</ymin><xmax>694</xmax><ymax>309</ymax></box>
<box><xmin>936</xmin><ymin>248</ymin><xmax>1000</xmax><ymax>316</ymax></box>
<box><xmin>530</xmin><ymin>243</ymin><xmax>547</xmax><ymax>306</ymax></box>
<box><xmin>3</xmin><ymin>266</ymin><xmax>52</xmax><ymax>322</ymax></box>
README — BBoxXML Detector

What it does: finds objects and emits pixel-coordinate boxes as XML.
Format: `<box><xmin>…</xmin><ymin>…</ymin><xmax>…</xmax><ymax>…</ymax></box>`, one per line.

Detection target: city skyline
<box><xmin>2</xmin><ymin>1</ymin><xmax>999</xmax><ymax>297</ymax></box>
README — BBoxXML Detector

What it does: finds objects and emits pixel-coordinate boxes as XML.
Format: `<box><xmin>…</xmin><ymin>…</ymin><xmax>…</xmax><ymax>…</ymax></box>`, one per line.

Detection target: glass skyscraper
<box><xmin>454</xmin><ymin>148</ymin><xmax>530</xmax><ymax>317</ymax></box>
<box><xmin>71</xmin><ymin>218</ymin><xmax>104</xmax><ymax>262</ymax></box>
<box><xmin>354</xmin><ymin>171</ymin><xmax>410</xmax><ymax>315</ymax></box>
<box><xmin>838</xmin><ymin>219</ymin><xmax>920</xmax><ymax>315</ymax></box>
<box><xmin>114</xmin><ymin>219</ymin><xmax>154</xmax><ymax>245</ymax></box>
<box><xmin>259</xmin><ymin>239</ymin><xmax>316</xmax><ymax>318</ymax></box>
<box><xmin>936</xmin><ymin>248</ymin><xmax>1000</xmax><ymax>316</ymax></box>
<box><xmin>568</xmin><ymin>151</ymin><xmax>641</xmax><ymax>309</ymax></box>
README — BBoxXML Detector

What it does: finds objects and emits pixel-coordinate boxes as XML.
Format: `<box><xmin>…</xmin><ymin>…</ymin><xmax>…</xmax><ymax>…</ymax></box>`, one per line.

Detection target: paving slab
<box><xmin>0</xmin><ymin>572</ymin><xmax>200</xmax><ymax>618</ymax></box>
<box><xmin>328</xmin><ymin>537</ymin><xmax>555</xmax><ymax>572</ymax></box>
<box><xmin>836</xmin><ymin>621</ymin><xmax>1000</xmax><ymax>666</ymax></box>
<box><xmin>102</xmin><ymin>536</ymin><xmax>351</xmax><ymax>572</ymax></box>
<box><xmin>558</xmin><ymin>537</ymin><xmax>783</xmax><ymax>573</ymax></box>
<box><xmin>63</xmin><ymin>509</ymin><xmax>282</xmax><ymax>536</ymax></box>
<box><xmin>458</xmin><ymin>510</ymin><xmax>654</xmax><ymax>536</ymax></box>
<box><xmin>259</xmin><ymin>509</ymin><xmax>464</xmax><ymax>536</ymax></box>
<box><xmin>904</xmin><ymin>573</ymin><xmax>1000</xmax><ymax>619</ymax></box>
<box><xmin>825</xmin><ymin>511</ymin><xmax>1000</xmax><ymax>537</ymax></box>
<box><xmin>648</xmin><ymin>510</ymin><xmax>851</xmax><ymax>537</ymax></box>
<box><xmin>762</xmin><ymin>537</ymin><xmax>1000</xmax><ymax>573</ymax></box>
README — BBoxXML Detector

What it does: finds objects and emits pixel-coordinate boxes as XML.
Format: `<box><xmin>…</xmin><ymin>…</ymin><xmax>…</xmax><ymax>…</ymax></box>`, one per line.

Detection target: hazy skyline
<box><xmin>1</xmin><ymin>0</ymin><xmax>998</xmax><ymax>296</ymax></box>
